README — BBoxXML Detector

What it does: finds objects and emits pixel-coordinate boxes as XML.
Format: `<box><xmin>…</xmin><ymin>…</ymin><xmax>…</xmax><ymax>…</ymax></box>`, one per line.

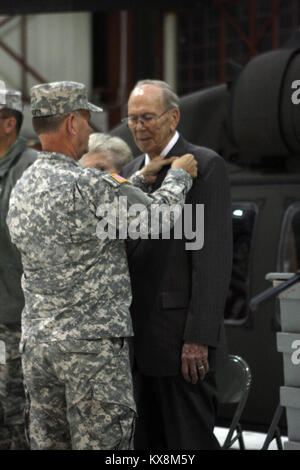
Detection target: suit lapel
<box><xmin>150</xmin><ymin>165</ymin><xmax>169</xmax><ymax>192</ymax></box>
<box><xmin>133</xmin><ymin>154</ymin><xmax>145</xmax><ymax>172</ymax></box>
<box><xmin>150</xmin><ymin>135</ymin><xmax>189</xmax><ymax>192</ymax></box>
<box><xmin>127</xmin><ymin>135</ymin><xmax>189</xmax><ymax>256</ymax></box>
<box><xmin>121</xmin><ymin>154</ymin><xmax>145</xmax><ymax>178</ymax></box>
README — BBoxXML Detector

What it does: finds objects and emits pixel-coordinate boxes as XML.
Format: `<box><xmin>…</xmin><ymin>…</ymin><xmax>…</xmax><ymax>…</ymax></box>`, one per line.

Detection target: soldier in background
<box><xmin>81</xmin><ymin>133</ymin><xmax>133</xmax><ymax>173</ymax></box>
<box><xmin>0</xmin><ymin>89</ymin><xmax>37</xmax><ymax>449</ymax></box>
<box><xmin>6</xmin><ymin>81</ymin><xmax>197</xmax><ymax>450</ymax></box>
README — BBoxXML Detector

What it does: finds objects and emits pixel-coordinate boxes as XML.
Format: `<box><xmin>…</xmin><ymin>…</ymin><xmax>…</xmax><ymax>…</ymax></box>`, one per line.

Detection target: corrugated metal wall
<box><xmin>0</xmin><ymin>12</ymin><xmax>94</xmax><ymax>138</ymax></box>
<box><xmin>0</xmin><ymin>12</ymin><xmax>91</xmax><ymax>93</ymax></box>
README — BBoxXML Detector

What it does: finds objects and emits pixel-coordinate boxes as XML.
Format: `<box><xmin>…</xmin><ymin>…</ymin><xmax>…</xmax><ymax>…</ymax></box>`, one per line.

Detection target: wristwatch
<box><xmin>135</xmin><ymin>170</ymin><xmax>148</xmax><ymax>185</ymax></box>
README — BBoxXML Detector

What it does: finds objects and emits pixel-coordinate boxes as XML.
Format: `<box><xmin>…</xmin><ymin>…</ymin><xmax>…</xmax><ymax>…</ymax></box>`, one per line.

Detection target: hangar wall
<box><xmin>0</xmin><ymin>13</ymin><xmax>91</xmax><ymax>92</ymax></box>
<box><xmin>0</xmin><ymin>12</ymin><xmax>98</xmax><ymax>138</ymax></box>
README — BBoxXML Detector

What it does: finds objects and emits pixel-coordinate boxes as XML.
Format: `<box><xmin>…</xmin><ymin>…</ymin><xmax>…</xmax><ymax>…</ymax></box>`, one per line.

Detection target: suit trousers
<box><xmin>133</xmin><ymin>370</ymin><xmax>221</xmax><ymax>450</ymax></box>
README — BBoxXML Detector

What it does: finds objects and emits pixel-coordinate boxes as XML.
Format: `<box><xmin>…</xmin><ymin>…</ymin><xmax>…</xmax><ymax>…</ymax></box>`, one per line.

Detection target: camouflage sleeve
<box><xmin>129</xmin><ymin>170</ymin><xmax>150</xmax><ymax>192</ymax></box>
<box><xmin>105</xmin><ymin>168</ymin><xmax>192</xmax><ymax>238</ymax></box>
<box><xmin>118</xmin><ymin>168</ymin><xmax>192</xmax><ymax>208</ymax></box>
<box><xmin>75</xmin><ymin>167</ymin><xmax>192</xmax><ymax>237</ymax></box>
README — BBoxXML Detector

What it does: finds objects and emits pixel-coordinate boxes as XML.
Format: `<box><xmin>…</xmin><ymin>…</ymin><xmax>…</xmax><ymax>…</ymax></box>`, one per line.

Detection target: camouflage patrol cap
<box><xmin>0</xmin><ymin>88</ymin><xmax>23</xmax><ymax>113</ymax></box>
<box><xmin>30</xmin><ymin>81</ymin><xmax>103</xmax><ymax>117</ymax></box>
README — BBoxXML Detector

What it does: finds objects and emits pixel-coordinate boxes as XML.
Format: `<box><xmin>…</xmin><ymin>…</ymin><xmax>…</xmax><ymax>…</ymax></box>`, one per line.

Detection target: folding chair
<box><xmin>261</xmin><ymin>404</ymin><xmax>284</xmax><ymax>450</ymax></box>
<box><xmin>216</xmin><ymin>354</ymin><xmax>252</xmax><ymax>450</ymax></box>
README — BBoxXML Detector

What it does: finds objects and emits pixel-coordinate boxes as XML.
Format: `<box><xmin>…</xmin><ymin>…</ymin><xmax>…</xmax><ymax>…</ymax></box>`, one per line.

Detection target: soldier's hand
<box><xmin>171</xmin><ymin>153</ymin><xmax>197</xmax><ymax>179</ymax></box>
<box><xmin>141</xmin><ymin>156</ymin><xmax>177</xmax><ymax>183</ymax></box>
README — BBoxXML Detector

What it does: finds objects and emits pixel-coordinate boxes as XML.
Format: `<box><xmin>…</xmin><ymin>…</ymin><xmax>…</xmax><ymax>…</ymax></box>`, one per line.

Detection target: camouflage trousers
<box><xmin>22</xmin><ymin>338</ymin><xmax>136</xmax><ymax>450</ymax></box>
<box><xmin>0</xmin><ymin>323</ymin><xmax>28</xmax><ymax>450</ymax></box>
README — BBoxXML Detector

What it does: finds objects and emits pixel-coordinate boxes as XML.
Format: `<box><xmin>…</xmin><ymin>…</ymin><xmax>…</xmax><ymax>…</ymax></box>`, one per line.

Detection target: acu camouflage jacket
<box><xmin>6</xmin><ymin>151</ymin><xmax>192</xmax><ymax>347</ymax></box>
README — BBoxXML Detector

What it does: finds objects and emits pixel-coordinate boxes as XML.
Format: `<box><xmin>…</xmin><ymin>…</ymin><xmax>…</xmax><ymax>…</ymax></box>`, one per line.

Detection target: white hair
<box><xmin>82</xmin><ymin>133</ymin><xmax>133</xmax><ymax>171</ymax></box>
<box><xmin>134</xmin><ymin>79</ymin><xmax>179</xmax><ymax>109</ymax></box>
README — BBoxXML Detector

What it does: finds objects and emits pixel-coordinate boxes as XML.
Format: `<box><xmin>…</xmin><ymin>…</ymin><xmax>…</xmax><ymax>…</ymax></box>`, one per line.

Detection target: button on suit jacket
<box><xmin>122</xmin><ymin>135</ymin><xmax>232</xmax><ymax>376</ymax></box>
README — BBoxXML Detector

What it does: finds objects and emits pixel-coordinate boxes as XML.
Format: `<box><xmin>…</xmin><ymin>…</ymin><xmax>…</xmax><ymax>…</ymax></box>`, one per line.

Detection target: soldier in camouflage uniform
<box><xmin>6</xmin><ymin>81</ymin><xmax>197</xmax><ymax>450</ymax></box>
<box><xmin>0</xmin><ymin>88</ymin><xmax>37</xmax><ymax>449</ymax></box>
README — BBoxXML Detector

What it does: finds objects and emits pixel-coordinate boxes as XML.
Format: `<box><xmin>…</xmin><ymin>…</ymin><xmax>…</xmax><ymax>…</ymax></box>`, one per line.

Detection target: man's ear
<box><xmin>170</xmin><ymin>108</ymin><xmax>180</xmax><ymax>132</ymax></box>
<box><xmin>66</xmin><ymin>113</ymin><xmax>77</xmax><ymax>136</ymax></box>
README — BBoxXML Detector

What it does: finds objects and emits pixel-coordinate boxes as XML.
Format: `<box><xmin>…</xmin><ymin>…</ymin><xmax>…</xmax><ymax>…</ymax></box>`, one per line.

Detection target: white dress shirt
<box><xmin>143</xmin><ymin>130</ymin><xmax>179</xmax><ymax>166</ymax></box>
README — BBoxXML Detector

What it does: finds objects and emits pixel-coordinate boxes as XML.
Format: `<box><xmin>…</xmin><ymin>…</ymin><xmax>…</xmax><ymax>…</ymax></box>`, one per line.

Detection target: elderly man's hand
<box><xmin>181</xmin><ymin>342</ymin><xmax>209</xmax><ymax>384</ymax></box>
<box><xmin>140</xmin><ymin>155</ymin><xmax>177</xmax><ymax>183</ymax></box>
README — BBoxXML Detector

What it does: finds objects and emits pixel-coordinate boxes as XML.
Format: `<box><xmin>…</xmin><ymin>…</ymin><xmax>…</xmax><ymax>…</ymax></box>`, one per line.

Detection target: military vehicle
<box><xmin>111</xmin><ymin>32</ymin><xmax>300</xmax><ymax>434</ymax></box>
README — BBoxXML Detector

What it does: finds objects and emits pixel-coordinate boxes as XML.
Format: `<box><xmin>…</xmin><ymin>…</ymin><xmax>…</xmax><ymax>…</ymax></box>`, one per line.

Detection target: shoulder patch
<box><xmin>110</xmin><ymin>173</ymin><xmax>130</xmax><ymax>184</ymax></box>
<box><xmin>101</xmin><ymin>172</ymin><xmax>130</xmax><ymax>188</ymax></box>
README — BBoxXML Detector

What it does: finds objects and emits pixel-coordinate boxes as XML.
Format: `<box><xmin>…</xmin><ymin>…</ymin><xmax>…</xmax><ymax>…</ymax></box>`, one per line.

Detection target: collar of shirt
<box><xmin>144</xmin><ymin>130</ymin><xmax>179</xmax><ymax>167</ymax></box>
<box><xmin>38</xmin><ymin>151</ymin><xmax>80</xmax><ymax>166</ymax></box>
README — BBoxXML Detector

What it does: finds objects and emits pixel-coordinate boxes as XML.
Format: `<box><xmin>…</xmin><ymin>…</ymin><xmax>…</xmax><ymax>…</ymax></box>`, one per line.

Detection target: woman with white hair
<box><xmin>81</xmin><ymin>133</ymin><xmax>133</xmax><ymax>173</ymax></box>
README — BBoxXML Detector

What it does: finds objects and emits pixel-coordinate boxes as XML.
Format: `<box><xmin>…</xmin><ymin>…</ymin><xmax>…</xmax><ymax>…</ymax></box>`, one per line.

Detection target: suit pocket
<box><xmin>160</xmin><ymin>292</ymin><xmax>189</xmax><ymax>309</ymax></box>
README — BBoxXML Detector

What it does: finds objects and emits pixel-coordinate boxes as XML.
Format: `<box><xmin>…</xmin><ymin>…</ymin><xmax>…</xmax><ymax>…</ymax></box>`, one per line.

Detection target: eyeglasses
<box><xmin>121</xmin><ymin>108</ymin><xmax>171</xmax><ymax>128</ymax></box>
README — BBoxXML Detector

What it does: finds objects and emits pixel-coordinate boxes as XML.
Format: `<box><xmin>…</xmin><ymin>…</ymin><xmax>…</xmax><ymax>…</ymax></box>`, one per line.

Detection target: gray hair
<box><xmin>32</xmin><ymin>110</ymin><xmax>81</xmax><ymax>135</ymax></box>
<box><xmin>83</xmin><ymin>133</ymin><xmax>133</xmax><ymax>171</ymax></box>
<box><xmin>134</xmin><ymin>79</ymin><xmax>179</xmax><ymax>109</ymax></box>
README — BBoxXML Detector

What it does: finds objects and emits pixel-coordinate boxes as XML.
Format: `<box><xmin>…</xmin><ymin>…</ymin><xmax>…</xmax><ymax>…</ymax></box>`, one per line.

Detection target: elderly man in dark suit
<box><xmin>122</xmin><ymin>79</ymin><xmax>232</xmax><ymax>450</ymax></box>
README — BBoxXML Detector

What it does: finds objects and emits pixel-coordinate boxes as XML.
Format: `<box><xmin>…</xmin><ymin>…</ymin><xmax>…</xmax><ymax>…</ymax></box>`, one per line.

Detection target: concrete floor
<box><xmin>214</xmin><ymin>426</ymin><xmax>289</xmax><ymax>450</ymax></box>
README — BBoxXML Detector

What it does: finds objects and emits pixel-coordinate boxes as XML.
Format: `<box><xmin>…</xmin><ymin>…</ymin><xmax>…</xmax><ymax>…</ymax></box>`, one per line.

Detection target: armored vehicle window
<box><xmin>278</xmin><ymin>202</ymin><xmax>300</xmax><ymax>273</ymax></box>
<box><xmin>224</xmin><ymin>202</ymin><xmax>258</xmax><ymax>324</ymax></box>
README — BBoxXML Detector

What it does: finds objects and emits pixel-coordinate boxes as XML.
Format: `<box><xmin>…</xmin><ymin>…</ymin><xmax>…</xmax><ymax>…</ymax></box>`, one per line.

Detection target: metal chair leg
<box><xmin>261</xmin><ymin>404</ymin><xmax>283</xmax><ymax>450</ymax></box>
<box><xmin>275</xmin><ymin>427</ymin><xmax>283</xmax><ymax>450</ymax></box>
<box><xmin>237</xmin><ymin>424</ymin><xmax>245</xmax><ymax>450</ymax></box>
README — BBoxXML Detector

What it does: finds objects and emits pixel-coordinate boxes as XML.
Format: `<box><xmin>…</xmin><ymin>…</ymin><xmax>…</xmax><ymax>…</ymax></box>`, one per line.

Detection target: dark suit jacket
<box><xmin>122</xmin><ymin>135</ymin><xmax>232</xmax><ymax>376</ymax></box>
